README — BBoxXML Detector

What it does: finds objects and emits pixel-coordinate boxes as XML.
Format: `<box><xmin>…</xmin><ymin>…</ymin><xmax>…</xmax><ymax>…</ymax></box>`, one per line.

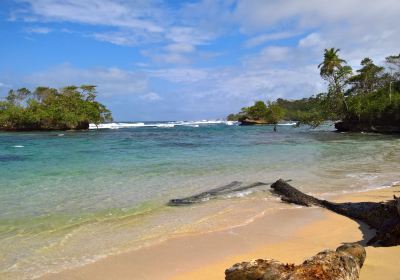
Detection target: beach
<box><xmin>1</xmin><ymin>124</ymin><xmax>400</xmax><ymax>279</ymax></box>
<box><xmin>2</xmin><ymin>0</ymin><xmax>400</xmax><ymax>278</ymax></box>
<box><xmin>40</xmin><ymin>184</ymin><xmax>400</xmax><ymax>280</ymax></box>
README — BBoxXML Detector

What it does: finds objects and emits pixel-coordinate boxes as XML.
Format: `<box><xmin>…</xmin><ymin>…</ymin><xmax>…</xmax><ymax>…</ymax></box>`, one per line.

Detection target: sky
<box><xmin>0</xmin><ymin>0</ymin><xmax>399</xmax><ymax>121</ymax></box>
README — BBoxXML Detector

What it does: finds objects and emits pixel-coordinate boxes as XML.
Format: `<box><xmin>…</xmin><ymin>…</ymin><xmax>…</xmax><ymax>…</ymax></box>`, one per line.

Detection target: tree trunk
<box><xmin>271</xmin><ymin>179</ymin><xmax>400</xmax><ymax>246</ymax></box>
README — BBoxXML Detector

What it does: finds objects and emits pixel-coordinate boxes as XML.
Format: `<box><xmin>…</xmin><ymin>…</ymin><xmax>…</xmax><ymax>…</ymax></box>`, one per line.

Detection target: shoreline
<box><xmin>40</xmin><ymin>184</ymin><xmax>400</xmax><ymax>280</ymax></box>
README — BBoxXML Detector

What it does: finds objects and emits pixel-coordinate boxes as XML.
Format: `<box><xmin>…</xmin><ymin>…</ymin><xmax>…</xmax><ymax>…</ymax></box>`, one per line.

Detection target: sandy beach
<box><xmin>39</xmin><ymin>184</ymin><xmax>400</xmax><ymax>280</ymax></box>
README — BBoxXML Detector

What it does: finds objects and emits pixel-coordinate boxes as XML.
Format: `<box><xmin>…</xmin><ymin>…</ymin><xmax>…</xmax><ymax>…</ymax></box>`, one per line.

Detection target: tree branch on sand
<box><xmin>271</xmin><ymin>179</ymin><xmax>400</xmax><ymax>247</ymax></box>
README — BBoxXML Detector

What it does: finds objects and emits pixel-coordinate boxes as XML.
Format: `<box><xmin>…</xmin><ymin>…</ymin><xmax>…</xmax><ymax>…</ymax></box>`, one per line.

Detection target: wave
<box><xmin>277</xmin><ymin>122</ymin><xmax>298</xmax><ymax>126</ymax></box>
<box><xmin>89</xmin><ymin>120</ymin><xmax>238</xmax><ymax>130</ymax></box>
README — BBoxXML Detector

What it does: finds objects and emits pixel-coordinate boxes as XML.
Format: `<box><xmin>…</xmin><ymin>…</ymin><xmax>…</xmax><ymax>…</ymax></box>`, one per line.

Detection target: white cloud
<box><xmin>244</xmin><ymin>31</ymin><xmax>299</xmax><ymax>48</ymax></box>
<box><xmin>165</xmin><ymin>26</ymin><xmax>212</xmax><ymax>45</ymax></box>
<box><xmin>298</xmin><ymin>33</ymin><xmax>325</xmax><ymax>49</ymax></box>
<box><xmin>15</xmin><ymin>0</ymin><xmax>165</xmax><ymax>32</ymax></box>
<box><xmin>6</xmin><ymin>0</ymin><xmax>400</xmax><ymax>119</ymax></box>
<box><xmin>0</xmin><ymin>82</ymin><xmax>12</xmax><ymax>92</ymax></box>
<box><xmin>243</xmin><ymin>46</ymin><xmax>293</xmax><ymax>69</ymax></box>
<box><xmin>234</xmin><ymin>0</ymin><xmax>400</xmax><ymax>32</ymax></box>
<box><xmin>148</xmin><ymin>68</ymin><xmax>209</xmax><ymax>83</ymax></box>
<box><xmin>22</xmin><ymin>64</ymin><xmax>151</xmax><ymax>97</ymax></box>
<box><xmin>140</xmin><ymin>92</ymin><xmax>162</xmax><ymax>101</ymax></box>
<box><xmin>165</xmin><ymin>43</ymin><xmax>195</xmax><ymax>53</ymax></box>
<box><xmin>25</xmin><ymin>26</ymin><xmax>52</xmax><ymax>34</ymax></box>
<box><xmin>260</xmin><ymin>46</ymin><xmax>290</xmax><ymax>61</ymax></box>
<box><xmin>91</xmin><ymin>30</ymin><xmax>161</xmax><ymax>46</ymax></box>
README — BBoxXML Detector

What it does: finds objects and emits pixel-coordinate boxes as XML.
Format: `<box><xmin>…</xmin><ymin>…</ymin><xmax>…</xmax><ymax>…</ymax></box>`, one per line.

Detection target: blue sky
<box><xmin>0</xmin><ymin>0</ymin><xmax>399</xmax><ymax>121</ymax></box>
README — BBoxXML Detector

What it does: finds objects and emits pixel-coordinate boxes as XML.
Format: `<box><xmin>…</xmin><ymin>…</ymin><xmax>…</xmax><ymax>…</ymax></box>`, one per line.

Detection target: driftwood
<box><xmin>168</xmin><ymin>181</ymin><xmax>273</xmax><ymax>206</ymax></box>
<box><xmin>226</xmin><ymin>243</ymin><xmax>366</xmax><ymax>280</ymax></box>
<box><xmin>271</xmin><ymin>179</ymin><xmax>400</xmax><ymax>246</ymax></box>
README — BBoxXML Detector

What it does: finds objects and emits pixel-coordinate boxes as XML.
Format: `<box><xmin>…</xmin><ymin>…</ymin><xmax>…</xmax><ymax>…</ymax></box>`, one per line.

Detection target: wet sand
<box><xmin>40</xmin><ymin>185</ymin><xmax>400</xmax><ymax>280</ymax></box>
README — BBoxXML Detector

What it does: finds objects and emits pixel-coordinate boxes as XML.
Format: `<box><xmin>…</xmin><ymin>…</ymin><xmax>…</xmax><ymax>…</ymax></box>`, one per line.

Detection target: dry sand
<box><xmin>40</xmin><ymin>185</ymin><xmax>400</xmax><ymax>280</ymax></box>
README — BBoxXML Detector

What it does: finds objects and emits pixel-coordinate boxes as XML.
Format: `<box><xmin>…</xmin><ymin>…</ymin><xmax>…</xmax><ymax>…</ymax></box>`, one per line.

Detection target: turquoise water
<box><xmin>1</xmin><ymin>121</ymin><xmax>400</xmax><ymax>279</ymax></box>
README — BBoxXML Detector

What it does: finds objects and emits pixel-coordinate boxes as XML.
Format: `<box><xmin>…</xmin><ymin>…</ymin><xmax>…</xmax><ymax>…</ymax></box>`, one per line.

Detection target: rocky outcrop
<box><xmin>334</xmin><ymin>120</ymin><xmax>400</xmax><ymax>133</ymax></box>
<box><xmin>225</xmin><ymin>243</ymin><xmax>366</xmax><ymax>280</ymax></box>
<box><xmin>271</xmin><ymin>179</ymin><xmax>400</xmax><ymax>246</ymax></box>
<box><xmin>0</xmin><ymin>121</ymin><xmax>89</xmax><ymax>131</ymax></box>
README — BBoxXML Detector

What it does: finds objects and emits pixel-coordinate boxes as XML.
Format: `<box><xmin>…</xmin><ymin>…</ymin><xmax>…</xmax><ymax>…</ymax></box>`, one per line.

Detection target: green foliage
<box><xmin>226</xmin><ymin>113</ymin><xmax>241</xmax><ymax>121</ymax></box>
<box><xmin>234</xmin><ymin>100</ymin><xmax>285</xmax><ymax>124</ymax></box>
<box><xmin>318</xmin><ymin>48</ymin><xmax>347</xmax><ymax>79</ymax></box>
<box><xmin>0</xmin><ymin>85</ymin><xmax>112</xmax><ymax>130</ymax></box>
<box><xmin>347</xmin><ymin>58</ymin><xmax>385</xmax><ymax>95</ymax></box>
<box><xmin>303</xmin><ymin>49</ymin><xmax>400</xmax><ymax>126</ymax></box>
<box><xmin>265</xmin><ymin>101</ymin><xmax>285</xmax><ymax>124</ymax></box>
<box><xmin>228</xmin><ymin>49</ymin><xmax>400</xmax><ymax>128</ymax></box>
<box><xmin>246</xmin><ymin>101</ymin><xmax>268</xmax><ymax>120</ymax></box>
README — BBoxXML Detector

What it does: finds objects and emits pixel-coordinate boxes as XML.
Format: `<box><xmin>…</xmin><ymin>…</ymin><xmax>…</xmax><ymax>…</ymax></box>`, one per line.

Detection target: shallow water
<box><xmin>1</xmin><ymin>121</ymin><xmax>399</xmax><ymax>279</ymax></box>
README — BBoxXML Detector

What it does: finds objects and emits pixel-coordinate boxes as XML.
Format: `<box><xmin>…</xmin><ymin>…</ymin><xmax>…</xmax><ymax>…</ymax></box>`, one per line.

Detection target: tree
<box><xmin>246</xmin><ymin>101</ymin><xmax>268</xmax><ymax>120</ymax></box>
<box><xmin>6</xmin><ymin>88</ymin><xmax>31</xmax><ymax>105</ymax></box>
<box><xmin>385</xmin><ymin>54</ymin><xmax>400</xmax><ymax>75</ymax></box>
<box><xmin>80</xmin><ymin>85</ymin><xmax>97</xmax><ymax>102</ymax></box>
<box><xmin>266</xmin><ymin>102</ymin><xmax>285</xmax><ymax>124</ymax></box>
<box><xmin>348</xmin><ymin>58</ymin><xmax>384</xmax><ymax>95</ymax></box>
<box><xmin>0</xmin><ymin>85</ymin><xmax>112</xmax><ymax>130</ymax></box>
<box><xmin>318</xmin><ymin>48</ymin><xmax>352</xmax><ymax>114</ymax></box>
<box><xmin>318</xmin><ymin>48</ymin><xmax>346</xmax><ymax>77</ymax></box>
<box><xmin>228</xmin><ymin>50</ymin><xmax>400</xmax><ymax>131</ymax></box>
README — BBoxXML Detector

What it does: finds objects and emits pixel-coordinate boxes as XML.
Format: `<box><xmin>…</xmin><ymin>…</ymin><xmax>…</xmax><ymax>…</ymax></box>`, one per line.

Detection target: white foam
<box><xmin>278</xmin><ymin>122</ymin><xmax>297</xmax><ymax>126</ymax></box>
<box><xmin>89</xmin><ymin>120</ymin><xmax>238</xmax><ymax>130</ymax></box>
<box><xmin>89</xmin><ymin>123</ymin><xmax>146</xmax><ymax>129</ymax></box>
<box><xmin>12</xmin><ymin>145</ymin><xmax>24</xmax><ymax>148</ymax></box>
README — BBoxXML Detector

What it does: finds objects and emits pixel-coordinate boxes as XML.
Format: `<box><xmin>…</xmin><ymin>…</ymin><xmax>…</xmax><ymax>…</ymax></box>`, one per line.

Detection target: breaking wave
<box><xmin>89</xmin><ymin>120</ymin><xmax>237</xmax><ymax>130</ymax></box>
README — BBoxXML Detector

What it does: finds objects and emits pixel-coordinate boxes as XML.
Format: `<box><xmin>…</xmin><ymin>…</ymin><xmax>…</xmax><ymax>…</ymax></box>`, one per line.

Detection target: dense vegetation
<box><xmin>227</xmin><ymin>101</ymin><xmax>284</xmax><ymax>124</ymax></box>
<box><xmin>228</xmin><ymin>49</ymin><xmax>400</xmax><ymax>131</ymax></box>
<box><xmin>0</xmin><ymin>85</ymin><xmax>112</xmax><ymax>131</ymax></box>
<box><xmin>227</xmin><ymin>97</ymin><xmax>323</xmax><ymax>126</ymax></box>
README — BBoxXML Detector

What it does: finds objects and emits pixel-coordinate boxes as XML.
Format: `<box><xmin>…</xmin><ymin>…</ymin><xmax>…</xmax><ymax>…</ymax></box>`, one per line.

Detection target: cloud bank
<box><xmin>2</xmin><ymin>0</ymin><xmax>399</xmax><ymax>120</ymax></box>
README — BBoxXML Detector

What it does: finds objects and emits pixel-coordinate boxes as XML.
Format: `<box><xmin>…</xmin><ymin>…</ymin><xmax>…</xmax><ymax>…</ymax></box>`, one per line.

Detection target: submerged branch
<box><xmin>168</xmin><ymin>180</ymin><xmax>292</xmax><ymax>206</ymax></box>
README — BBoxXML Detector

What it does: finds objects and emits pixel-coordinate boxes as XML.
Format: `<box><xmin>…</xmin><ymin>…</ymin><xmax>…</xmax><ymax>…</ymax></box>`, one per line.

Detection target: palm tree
<box><xmin>318</xmin><ymin>48</ymin><xmax>351</xmax><ymax>113</ymax></box>
<box><xmin>318</xmin><ymin>48</ymin><xmax>346</xmax><ymax>78</ymax></box>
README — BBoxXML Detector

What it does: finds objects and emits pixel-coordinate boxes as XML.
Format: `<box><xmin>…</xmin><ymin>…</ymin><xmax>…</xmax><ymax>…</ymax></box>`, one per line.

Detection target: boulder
<box><xmin>225</xmin><ymin>243</ymin><xmax>366</xmax><ymax>280</ymax></box>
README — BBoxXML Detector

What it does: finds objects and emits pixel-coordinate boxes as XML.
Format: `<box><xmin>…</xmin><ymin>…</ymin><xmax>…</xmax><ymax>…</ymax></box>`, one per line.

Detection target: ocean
<box><xmin>1</xmin><ymin>121</ymin><xmax>399</xmax><ymax>279</ymax></box>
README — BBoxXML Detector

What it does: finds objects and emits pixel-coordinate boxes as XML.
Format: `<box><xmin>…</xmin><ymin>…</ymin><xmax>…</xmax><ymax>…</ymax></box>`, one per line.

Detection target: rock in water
<box><xmin>225</xmin><ymin>243</ymin><xmax>366</xmax><ymax>280</ymax></box>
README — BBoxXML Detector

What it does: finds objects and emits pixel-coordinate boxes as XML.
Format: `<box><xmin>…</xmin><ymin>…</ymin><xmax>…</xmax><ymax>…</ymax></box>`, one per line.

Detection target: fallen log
<box><xmin>226</xmin><ymin>243</ymin><xmax>366</xmax><ymax>280</ymax></box>
<box><xmin>271</xmin><ymin>179</ymin><xmax>400</xmax><ymax>246</ymax></box>
<box><xmin>168</xmin><ymin>181</ymin><xmax>268</xmax><ymax>206</ymax></box>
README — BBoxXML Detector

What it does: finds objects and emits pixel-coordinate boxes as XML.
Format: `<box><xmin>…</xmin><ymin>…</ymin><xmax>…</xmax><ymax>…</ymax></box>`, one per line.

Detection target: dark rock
<box><xmin>225</xmin><ymin>243</ymin><xmax>366</xmax><ymax>280</ymax></box>
<box><xmin>334</xmin><ymin>120</ymin><xmax>400</xmax><ymax>134</ymax></box>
